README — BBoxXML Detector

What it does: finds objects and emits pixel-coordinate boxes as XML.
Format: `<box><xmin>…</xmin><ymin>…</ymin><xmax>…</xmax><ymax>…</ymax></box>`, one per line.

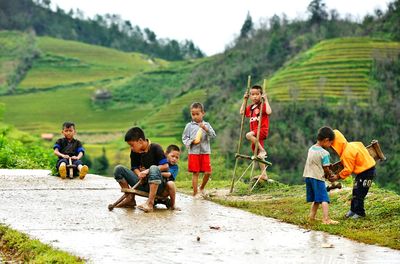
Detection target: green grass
<box><xmin>0</xmin><ymin>224</ymin><xmax>83</xmax><ymax>263</ymax></box>
<box><xmin>0</xmin><ymin>31</ymin><xmax>35</xmax><ymax>93</ymax></box>
<box><xmin>176</xmin><ymin>179</ymin><xmax>400</xmax><ymax>250</ymax></box>
<box><xmin>268</xmin><ymin>37</ymin><xmax>400</xmax><ymax>102</ymax></box>
<box><xmin>0</xmin><ymin>85</ymin><xmax>153</xmax><ymax>133</ymax></box>
<box><xmin>19</xmin><ymin>36</ymin><xmax>167</xmax><ymax>89</ymax></box>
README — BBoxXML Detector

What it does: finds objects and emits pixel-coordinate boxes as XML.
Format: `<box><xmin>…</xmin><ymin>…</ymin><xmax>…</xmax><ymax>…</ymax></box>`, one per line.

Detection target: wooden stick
<box><xmin>230</xmin><ymin>75</ymin><xmax>252</xmax><ymax>193</ymax></box>
<box><xmin>235</xmin><ymin>153</ymin><xmax>272</xmax><ymax>166</ymax></box>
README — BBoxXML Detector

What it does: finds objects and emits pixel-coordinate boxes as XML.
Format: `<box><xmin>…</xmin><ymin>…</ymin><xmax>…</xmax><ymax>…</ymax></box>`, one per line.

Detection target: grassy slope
<box><xmin>268</xmin><ymin>37</ymin><xmax>400</xmax><ymax>102</ymax></box>
<box><xmin>19</xmin><ymin>36</ymin><xmax>167</xmax><ymax>89</ymax></box>
<box><xmin>0</xmin><ymin>31</ymin><xmax>32</xmax><ymax>92</ymax></box>
<box><xmin>0</xmin><ymin>224</ymin><xmax>83</xmax><ymax>263</ymax></box>
<box><xmin>176</xmin><ymin>180</ymin><xmax>400</xmax><ymax>250</ymax></box>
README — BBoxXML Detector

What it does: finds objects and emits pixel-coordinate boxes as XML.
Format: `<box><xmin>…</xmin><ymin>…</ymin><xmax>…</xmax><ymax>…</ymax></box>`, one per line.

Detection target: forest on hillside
<box><xmin>0</xmin><ymin>0</ymin><xmax>204</xmax><ymax>60</ymax></box>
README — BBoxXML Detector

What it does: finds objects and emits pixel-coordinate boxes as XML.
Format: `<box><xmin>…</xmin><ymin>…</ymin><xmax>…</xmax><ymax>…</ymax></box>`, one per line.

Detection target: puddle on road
<box><xmin>0</xmin><ymin>171</ymin><xmax>399</xmax><ymax>263</ymax></box>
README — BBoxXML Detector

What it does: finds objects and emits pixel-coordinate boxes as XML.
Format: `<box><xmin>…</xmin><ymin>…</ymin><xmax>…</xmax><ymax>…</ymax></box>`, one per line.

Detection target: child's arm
<box><xmin>240</xmin><ymin>92</ymin><xmax>249</xmax><ymax>115</ymax></box>
<box><xmin>54</xmin><ymin>148</ymin><xmax>69</xmax><ymax>159</ymax></box>
<box><xmin>71</xmin><ymin>142</ymin><xmax>85</xmax><ymax>160</ymax></box>
<box><xmin>182</xmin><ymin>123</ymin><xmax>194</xmax><ymax>147</ymax></box>
<box><xmin>262</xmin><ymin>93</ymin><xmax>272</xmax><ymax>115</ymax></box>
<box><xmin>323</xmin><ymin>166</ymin><xmax>338</xmax><ymax>182</ymax></box>
<box><xmin>161</xmin><ymin>172</ymin><xmax>172</xmax><ymax>178</ymax></box>
<box><xmin>200</xmin><ymin>122</ymin><xmax>216</xmax><ymax>138</ymax></box>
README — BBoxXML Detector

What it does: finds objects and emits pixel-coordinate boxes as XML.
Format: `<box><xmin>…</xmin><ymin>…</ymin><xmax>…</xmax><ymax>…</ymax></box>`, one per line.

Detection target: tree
<box><xmin>240</xmin><ymin>12</ymin><xmax>253</xmax><ymax>39</ymax></box>
<box><xmin>92</xmin><ymin>147</ymin><xmax>109</xmax><ymax>175</ymax></box>
<box><xmin>307</xmin><ymin>0</ymin><xmax>328</xmax><ymax>25</ymax></box>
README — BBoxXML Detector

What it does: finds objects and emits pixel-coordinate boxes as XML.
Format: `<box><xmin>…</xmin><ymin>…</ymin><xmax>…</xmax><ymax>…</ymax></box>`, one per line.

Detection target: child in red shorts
<box><xmin>182</xmin><ymin>102</ymin><xmax>216</xmax><ymax>196</ymax></box>
<box><xmin>240</xmin><ymin>85</ymin><xmax>272</xmax><ymax>180</ymax></box>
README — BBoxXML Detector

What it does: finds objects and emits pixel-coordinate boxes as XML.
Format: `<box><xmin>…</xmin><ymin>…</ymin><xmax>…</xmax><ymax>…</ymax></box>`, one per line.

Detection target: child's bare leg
<box><xmin>246</xmin><ymin>132</ymin><xmax>266</xmax><ymax>155</ymax></box>
<box><xmin>321</xmin><ymin>202</ymin><xmax>338</xmax><ymax>224</ymax></box>
<box><xmin>192</xmin><ymin>172</ymin><xmax>199</xmax><ymax>196</ymax></box>
<box><xmin>309</xmin><ymin>202</ymin><xmax>319</xmax><ymax>221</ymax></box>
<box><xmin>259</xmin><ymin>163</ymin><xmax>268</xmax><ymax>180</ymax></box>
<box><xmin>166</xmin><ymin>181</ymin><xmax>176</xmax><ymax>209</ymax></box>
<box><xmin>199</xmin><ymin>172</ymin><xmax>211</xmax><ymax>193</ymax></box>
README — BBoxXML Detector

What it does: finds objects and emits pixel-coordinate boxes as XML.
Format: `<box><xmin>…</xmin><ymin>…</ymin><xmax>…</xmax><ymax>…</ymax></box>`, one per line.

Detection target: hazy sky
<box><xmin>50</xmin><ymin>0</ymin><xmax>391</xmax><ymax>55</ymax></box>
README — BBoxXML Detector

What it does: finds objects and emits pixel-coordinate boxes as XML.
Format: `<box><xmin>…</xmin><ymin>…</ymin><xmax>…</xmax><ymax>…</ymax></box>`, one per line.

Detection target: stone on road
<box><xmin>0</xmin><ymin>169</ymin><xmax>399</xmax><ymax>263</ymax></box>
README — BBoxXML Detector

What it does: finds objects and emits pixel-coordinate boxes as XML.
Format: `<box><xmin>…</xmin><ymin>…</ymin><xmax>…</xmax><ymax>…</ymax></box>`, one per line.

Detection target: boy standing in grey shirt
<box><xmin>182</xmin><ymin>102</ymin><xmax>216</xmax><ymax>197</ymax></box>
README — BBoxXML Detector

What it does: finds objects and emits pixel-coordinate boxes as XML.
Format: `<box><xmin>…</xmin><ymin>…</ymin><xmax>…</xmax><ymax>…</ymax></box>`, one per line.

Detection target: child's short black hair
<box><xmin>251</xmin><ymin>85</ymin><xmax>263</xmax><ymax>94</ymax></box>
<box><xmin>317</xmin><ymin>126</ymin><xmax>335</xmax><ymax>141</ymax></box>
<box><xmin>190</xmin><ymin>102</ymin><xmax>204</xmax><ymax>112</ymax></box>
<box><xmin>166</xmin><ymin>144</ymin><xmax>180</xmax><ymax>154</ymax></box>
<box><xmin>62</xmin><ymin>121</ymin><xmax>75</xmax><ymax>129</ymax></box>
<box><xmin>125</xmin><ymin>127</ymin><xmax>146</xmax><ymax>142</ymax></box>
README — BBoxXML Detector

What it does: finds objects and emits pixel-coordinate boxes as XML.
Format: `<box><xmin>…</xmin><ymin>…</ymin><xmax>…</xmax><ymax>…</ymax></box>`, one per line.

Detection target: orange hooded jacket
<box><xmin>331</xmin><ymin>130</ymin><xmax>376</xmax><ymax>179</ymax></box>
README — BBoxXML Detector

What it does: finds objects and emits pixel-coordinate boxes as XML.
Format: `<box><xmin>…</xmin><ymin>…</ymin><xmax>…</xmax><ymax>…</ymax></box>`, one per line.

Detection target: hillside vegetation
<box><xmin>19</xmin><ymin>36</ymin><xmax>166</xmax><ymax>90</ymax></box>
<box><xmin>268</xmin><ymin>37</ymin><xmax>400</xmax><ymax>102</ymax></box>
<box><xmin>0</xmin><ymin>0</ymin><xmax>204</xmax><ymax>60</ymax></box>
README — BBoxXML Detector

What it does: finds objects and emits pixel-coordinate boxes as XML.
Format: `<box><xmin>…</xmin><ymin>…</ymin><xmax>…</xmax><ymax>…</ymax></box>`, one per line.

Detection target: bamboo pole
<box><xmin>230</xmin><ymin>75</ymin><xmax>252</xmax><ymax>193</ymax></box>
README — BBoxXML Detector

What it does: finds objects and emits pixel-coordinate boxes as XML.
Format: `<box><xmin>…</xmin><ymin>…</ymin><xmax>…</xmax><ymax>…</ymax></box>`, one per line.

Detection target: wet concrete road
<box><xmin>0</xmin><ymin>169</ymin><xmax>399</xmax><ymax>264</ymax></box>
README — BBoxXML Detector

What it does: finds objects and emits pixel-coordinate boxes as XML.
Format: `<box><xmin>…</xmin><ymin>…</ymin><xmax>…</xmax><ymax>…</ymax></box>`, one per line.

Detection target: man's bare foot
<box><xmin>322</xmin><ymin>219</ymin><xmax>339</xmax><ymax>225</ymax></box>
<box><xmin>137</xmin><ymin>203</ymin><xmax>154</xmax><ymax>213</ymax></box>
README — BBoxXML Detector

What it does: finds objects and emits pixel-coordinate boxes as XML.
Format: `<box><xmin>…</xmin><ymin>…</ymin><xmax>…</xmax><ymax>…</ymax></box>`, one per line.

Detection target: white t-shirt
<box><xmin>303</xmin><ymin>144</ymin><xmax>331</xmax><ymax>181</ymax></box>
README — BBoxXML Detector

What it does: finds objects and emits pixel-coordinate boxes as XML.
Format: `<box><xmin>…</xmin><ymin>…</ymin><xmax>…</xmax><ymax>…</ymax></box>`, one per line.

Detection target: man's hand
<box><xmin>71</xmin><ymin>156</ymin><xmax>79</xmax><ymax>160</ymax></box>
<box><xmin>62</xmin><ymin>154</ymin><xmax>70</xmax><ymax>159</ymax></box>
<box><xmin>138</xmin><ymin>169</ymin><xmax>149</xmax><ymax>179</ymax></box>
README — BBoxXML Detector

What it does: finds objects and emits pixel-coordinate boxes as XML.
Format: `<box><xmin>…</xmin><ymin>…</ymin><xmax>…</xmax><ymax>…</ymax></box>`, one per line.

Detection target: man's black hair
<box><xmin>62</xmin><ymin>121</ymin><xmax>75</xmax><ymax>129</ymax></box>
<box><xmin>166</xmin><ymin>144</ymin><xmax>180</xmax><ymax>154</ymax></box>
<box><xmin>125</xmin><ymin>127</ymin><xmax>146</xmax><ymax>142</ymax></box>
<box><xmin>251</xmin><ymin>85</ymin><xmax>263</xmax><ymax>94</ymax></box>
<box><xmin>190</xmin><ymin>102</ymin><xmax>204</xmax><ymax>112</ymax></box>
<box><xmin>317</xmin><ymin>126</ymin><xmax>335</xmax><ymax>141</ymax></box>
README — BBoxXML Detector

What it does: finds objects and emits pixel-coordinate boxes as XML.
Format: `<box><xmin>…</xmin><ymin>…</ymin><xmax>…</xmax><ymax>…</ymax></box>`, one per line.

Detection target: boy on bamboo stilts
<box><xmin>239</xmin><ymin>85</ymin><xmax>272</xmax><ymax>180</ymax></box>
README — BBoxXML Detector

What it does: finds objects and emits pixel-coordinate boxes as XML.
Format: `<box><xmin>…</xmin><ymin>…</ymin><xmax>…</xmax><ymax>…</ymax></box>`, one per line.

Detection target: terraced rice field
<box><xmin>268</xmin><ymin>38</ymin><xmax>400</xmax><ymax>102</ymax></box>
<box><xmin>144</xmin><ymin>89</ymin><xmax>207</xmax><ymax>138</ymax></box>
<box><xmin>18</xmin><ymin>36</ymin><xmax>167</xmax><ymax>89</ymax></box>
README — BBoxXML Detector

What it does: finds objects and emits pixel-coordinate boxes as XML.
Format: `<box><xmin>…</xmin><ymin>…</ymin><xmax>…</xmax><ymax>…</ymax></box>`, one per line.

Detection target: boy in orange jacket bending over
<box><xmin>329</xmin><ymin>130</ymin><xmax>376</xmax><ymax>219</ymax></box>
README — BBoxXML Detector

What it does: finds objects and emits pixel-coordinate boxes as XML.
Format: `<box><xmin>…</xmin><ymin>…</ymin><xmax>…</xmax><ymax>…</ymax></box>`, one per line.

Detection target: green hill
<box><xmin>19</xmin><ymin>36</ymin><xmax>167</xmax><ymax>90</ymax></box>
<box><xmin>268</xmin><ymin>37</ymin><xmax>400</xmax><ymax>102</ymax></box>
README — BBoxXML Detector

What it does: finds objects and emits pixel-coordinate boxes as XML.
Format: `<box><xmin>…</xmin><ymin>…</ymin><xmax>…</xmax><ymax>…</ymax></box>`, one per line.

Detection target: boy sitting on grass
<box><xmin>53</xmin><ymin>121</ymin><xmax>89</xmax><ymax>179</ymax></box>
<box><xmin>303</xmin><ymin>126</ymin><xmax>338</xmax><ymax>225</ymax></box>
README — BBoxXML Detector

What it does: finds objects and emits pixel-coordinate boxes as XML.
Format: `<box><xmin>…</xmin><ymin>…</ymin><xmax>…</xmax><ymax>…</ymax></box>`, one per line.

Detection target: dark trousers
<box><xmin>351</xmin><ymin>166</ymin><xmax>376</xmax><ymax>216</ymax></box>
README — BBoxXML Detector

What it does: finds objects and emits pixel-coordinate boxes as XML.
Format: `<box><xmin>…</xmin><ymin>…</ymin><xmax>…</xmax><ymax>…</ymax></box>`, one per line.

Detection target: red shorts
<box><xmin>251</xmin><ymin>129</ymin><xmax>268</xmax><ymax>152</ymax></box>
<box><xmin>188</xmin><ymin>154</ymin><xmax>212</xmax><ymax>173</ymax></box>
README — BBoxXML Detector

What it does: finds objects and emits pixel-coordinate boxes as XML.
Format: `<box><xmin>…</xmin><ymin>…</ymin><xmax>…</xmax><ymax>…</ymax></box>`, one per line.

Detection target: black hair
<box><xmin>251</xmin><ymin>85</ymin><xmax>263</xmax><ymax>94</ymax></box>
<box><xmin>317</xmin><ymin>126</ymin><xmax>335</xmax><ymax>141</ymax></box>
<box><xmin>190</xmin><ymin>102</ymin><xmax>204</xmax><ymax>112</ymax></box>
<box><xmin>166</xmin><ymin>144</ymin><xmax>180</xmax><ymax>154</ymax></box>
<box><xmin>124</xmin><ymin>127</ymin><xmax>146</xmax><ymax>142</ymax></box>
<box><xmin>62</xmin><ymin>121</ymin><xmax>75</xmax><ymax>129</ymax></box>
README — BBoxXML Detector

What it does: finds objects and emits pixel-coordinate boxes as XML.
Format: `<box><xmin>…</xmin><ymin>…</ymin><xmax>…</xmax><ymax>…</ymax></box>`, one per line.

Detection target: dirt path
<box><xmin>0</xmin><ymin>169</ymin><xmax>399</xmax><ymax>263</ymax></box>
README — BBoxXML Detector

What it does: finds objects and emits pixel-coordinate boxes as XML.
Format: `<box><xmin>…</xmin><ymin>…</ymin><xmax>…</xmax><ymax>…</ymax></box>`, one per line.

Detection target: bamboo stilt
<box><xmin>230</xmin><ymin>76</ymin><xmax>252</xmax><ymax>193</ymax></box>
